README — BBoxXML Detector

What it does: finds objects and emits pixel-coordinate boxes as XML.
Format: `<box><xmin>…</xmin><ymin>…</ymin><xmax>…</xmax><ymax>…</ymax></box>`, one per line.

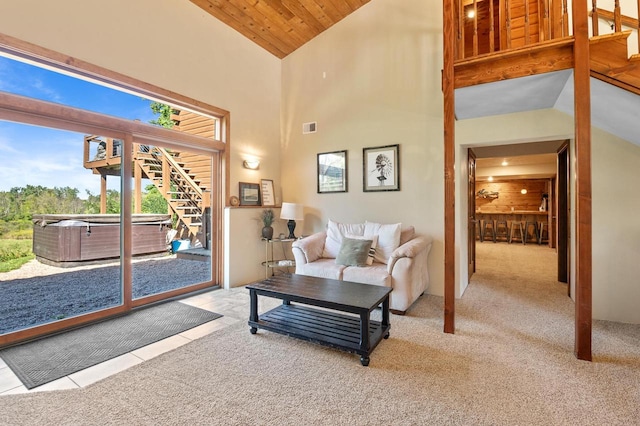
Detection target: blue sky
<box><xmin>0</xmin><ymin>55</ymin><xmax>158</xmax><ymax>197</ymax></box>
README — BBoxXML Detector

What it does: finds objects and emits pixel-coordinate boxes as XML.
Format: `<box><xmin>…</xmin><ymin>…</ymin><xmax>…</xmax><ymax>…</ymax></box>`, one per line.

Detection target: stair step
<box><xmin>182</xmin><ymin>214</ymin><xmax>202</xmax><ymax>218</ymax></box>
<box><xmin>590</xmin><ymin>31</ymin><xmax>632</xmax><ymax>45</ymax></box>
<box><xmin>175</xmin><ymin>206</ymin><xmax>199</xmax><ymax>210</ymax></box>
<box><xmin>630</xmin><ymin>54</ymin><xmax>640</xmax><ymax>63</ymax></box>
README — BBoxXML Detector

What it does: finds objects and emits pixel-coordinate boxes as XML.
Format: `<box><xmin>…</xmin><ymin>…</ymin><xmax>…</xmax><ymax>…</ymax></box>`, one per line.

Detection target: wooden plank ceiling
<box><xmin>190</xmin><ymin>0</ymin><xmax>371</xmax><ymax>58</ymax></box>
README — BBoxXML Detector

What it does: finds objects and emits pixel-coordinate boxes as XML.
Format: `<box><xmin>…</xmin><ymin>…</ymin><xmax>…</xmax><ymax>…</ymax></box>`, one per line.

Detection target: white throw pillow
<box><xmin>345</xmin><ymin>233</ymin><xmax>378</xmax><ymax>265</ymax></box>
<box><xmin>364</xmin><ymin>221</ymin><xmax>401</xmax><ymax>264</ymax></box>
<box><xmin>322</xmin><ymin>219</ymin><xmax>365</xmax><ymax>258</ymax></box>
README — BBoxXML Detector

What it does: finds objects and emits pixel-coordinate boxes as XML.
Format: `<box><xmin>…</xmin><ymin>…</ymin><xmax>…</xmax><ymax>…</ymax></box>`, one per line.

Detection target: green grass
<box><xmin>0</xmin><ymin>238</ymin><xmax>35</xmax><ymax>273</ymax></box>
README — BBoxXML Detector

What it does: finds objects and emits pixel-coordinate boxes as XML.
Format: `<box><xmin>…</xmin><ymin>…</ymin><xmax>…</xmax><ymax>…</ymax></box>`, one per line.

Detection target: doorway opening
<box><xmin>467</xmin><ymin>140</ymin><xmax>570</xmax><ymax>302</ymax></box>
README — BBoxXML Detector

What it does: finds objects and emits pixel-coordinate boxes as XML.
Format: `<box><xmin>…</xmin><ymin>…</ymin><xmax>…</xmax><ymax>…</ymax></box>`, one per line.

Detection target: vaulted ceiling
<box><xmin>190</xmin><ymin>0</ymin><xmax>371</xmax><ymax>58</ymax></box>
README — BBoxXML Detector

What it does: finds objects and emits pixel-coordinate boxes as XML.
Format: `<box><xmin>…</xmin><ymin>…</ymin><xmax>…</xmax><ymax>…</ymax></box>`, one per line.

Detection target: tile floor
<box><xmin>0</xmin><ymin>287</ymin><xmax>258</xmax><ymax>395</ymax></box>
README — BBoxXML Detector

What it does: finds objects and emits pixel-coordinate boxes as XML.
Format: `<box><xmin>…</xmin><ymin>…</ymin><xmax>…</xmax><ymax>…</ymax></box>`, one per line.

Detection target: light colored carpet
<box><xmin>1</xmin><ymin>243</ymin><xmax>639</xmax><ymax>425</ymax></box>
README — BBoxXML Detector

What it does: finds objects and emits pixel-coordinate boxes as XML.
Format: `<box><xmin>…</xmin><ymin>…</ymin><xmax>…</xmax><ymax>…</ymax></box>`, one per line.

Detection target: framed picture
<box><xmin>261</xmin><ymin>179</ymin><xmax>275</xmax><ymax>206</ymax></box>
<box><xmin>363</xmin><ymin>144</ymin><xmax>400</xmax><ymax>192</ymax></box>
<box><xmin>317</xmin><ymin>150</ymin><xmax>348</xmax><ymax>193</ymax></box>
<box><xmin>239</xmin><ymin>182</ymin><xmax>261</xmax><ymax>206</ymax></box>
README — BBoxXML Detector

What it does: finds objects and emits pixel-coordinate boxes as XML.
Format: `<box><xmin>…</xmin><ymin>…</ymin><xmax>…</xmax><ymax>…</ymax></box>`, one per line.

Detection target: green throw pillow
<box><xmin>335</xmin><ymin>237</ymin><xmax>373</xmax><ymax>267</ymax></box>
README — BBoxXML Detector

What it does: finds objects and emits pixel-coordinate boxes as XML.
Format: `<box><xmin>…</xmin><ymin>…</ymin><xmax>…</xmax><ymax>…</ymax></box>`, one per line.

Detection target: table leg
<box><xmin>359</xmin><ymin>312</ymin><xmax>370</xmax><ymax>362</ymax></box>
<box><xmin>382</xmin><ymin>296</ymin><xmax>390</xmax><ymax>339</ymax></box>
<box><xmin>249</xmin><ymin>289</ymin><xmax>258</xmax><ymax>334</ymax></box>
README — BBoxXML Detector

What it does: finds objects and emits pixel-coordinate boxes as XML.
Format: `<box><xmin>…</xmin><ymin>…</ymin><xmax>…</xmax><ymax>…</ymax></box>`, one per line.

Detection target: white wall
<box><xmin>591</xmin><ymin>127</ymin><xmax>640</xmax><ymax>323</ymax></box>
<box><xmin>281</xmin><ymin>0</ymin><xmax>446</xmax><ymax>295</ymax></box>
<box><xmin>0</xmin><ymin>0</ymin><xmax>282</xmax><ymax>288</ymax></box>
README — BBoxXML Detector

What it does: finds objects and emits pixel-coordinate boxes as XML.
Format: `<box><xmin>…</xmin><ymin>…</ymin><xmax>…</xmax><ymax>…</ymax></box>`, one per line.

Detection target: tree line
<box><xmin>0</xmin><ymin>184</ymin><xmax>168</xmax><ymax>237</ymax></box>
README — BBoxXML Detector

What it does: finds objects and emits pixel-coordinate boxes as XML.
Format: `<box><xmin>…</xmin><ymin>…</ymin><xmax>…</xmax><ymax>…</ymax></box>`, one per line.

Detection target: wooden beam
<box><xmin>454</xmin><ymin>37</ymin><xmax>574</xmax><ymax>88</ymax></box>
<box><xmin>573</xmin><ymin>0</ymin><xmax>593</xmax><ymax>362</ymax></box>
<box><xmin>444</xmin><ymin>0</ymin><xmax>457</xmax><ymax>334</ymax></box>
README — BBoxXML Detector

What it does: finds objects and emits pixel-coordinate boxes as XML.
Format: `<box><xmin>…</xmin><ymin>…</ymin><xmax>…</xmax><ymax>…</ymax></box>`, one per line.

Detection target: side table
<box><xmin>262</xmin><ymin>238</ymin><xmax>296</xmax><ymax>278</ymax></box>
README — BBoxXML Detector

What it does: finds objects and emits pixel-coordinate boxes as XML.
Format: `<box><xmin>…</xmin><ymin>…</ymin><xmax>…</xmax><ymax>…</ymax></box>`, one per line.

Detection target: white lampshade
<box><xmin>280</xmin><ymin>202</ymin><xmax>304</xmax><ymax>220</ymax></box>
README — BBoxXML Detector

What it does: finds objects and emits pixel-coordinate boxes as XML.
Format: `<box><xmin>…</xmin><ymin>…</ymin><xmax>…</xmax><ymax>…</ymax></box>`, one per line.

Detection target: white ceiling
<box><xmin>456</xmin><ymin>70</ymin><xmax>640</xmax><ymax>180</ymax></box>
<box><xmin>456</xmin><ymin>70</ymin><xmax>640</xmax><ymax>147</ymax></box>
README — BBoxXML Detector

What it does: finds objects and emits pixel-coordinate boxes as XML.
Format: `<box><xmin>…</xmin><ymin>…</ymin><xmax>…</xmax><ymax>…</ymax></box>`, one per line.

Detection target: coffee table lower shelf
<box><xmin>249</xmin><ymin>304</ymin><xmax>389</xmax><ymax>366</ymax></box>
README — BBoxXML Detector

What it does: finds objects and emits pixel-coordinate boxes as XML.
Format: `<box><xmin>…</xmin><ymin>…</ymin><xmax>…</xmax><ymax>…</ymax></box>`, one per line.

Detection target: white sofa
<box><xmin>291</xmin><ymin>222</ymin><xmax>432</xmax><ymax>314</ymax></box>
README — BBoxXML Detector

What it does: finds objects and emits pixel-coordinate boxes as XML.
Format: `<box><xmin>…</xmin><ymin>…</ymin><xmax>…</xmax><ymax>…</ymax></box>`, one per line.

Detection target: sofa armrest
<box><xmin>386</xmin><ymin>235</ymin><xmax>433</xmax><ymax>313</ymax></box>
<box><xmin>292</xmin><ymin>231</ymin><xmax>326</xmax><ymax>266</ymax></box>
<box><xmin>387</xmin><ymin>236</ymin><xmax>432</xmax><ymax>274</ymax></box>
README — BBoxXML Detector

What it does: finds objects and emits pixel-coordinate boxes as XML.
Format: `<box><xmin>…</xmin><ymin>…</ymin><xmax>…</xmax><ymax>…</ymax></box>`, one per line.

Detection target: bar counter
<box><xmin>475</xmin><ymin>210</ymin><xmax>551</xmax><ymax>245</ymax></box>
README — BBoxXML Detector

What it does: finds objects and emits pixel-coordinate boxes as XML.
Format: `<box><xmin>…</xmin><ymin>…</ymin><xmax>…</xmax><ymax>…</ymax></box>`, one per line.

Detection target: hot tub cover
<box><xmin>32</xmin><ymin>214</ymin><xmax>172</xmax><ymax>227</ymax></box>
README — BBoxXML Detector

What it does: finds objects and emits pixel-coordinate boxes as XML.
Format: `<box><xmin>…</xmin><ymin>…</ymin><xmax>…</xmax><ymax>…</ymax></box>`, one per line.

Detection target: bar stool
<box><xmin>494</xmin><ymin>216</ymin><xmax>510</xmax><ymax>243</ymax></box>
<box><xmin>476</xmin><ymin>219</ymin><xmax>484</xmax><ymax>242</ymax></box>
<box><xmin>523</xmin><ymin>221</ymin><xmax>538</xmax><ymax>245</ymax></box>
<box><xmin>538</xmin><ymin>221</ymin><xmax>548</xmax><ymax>245</ymax></box>
<box><xmin>509</xmin><ymin>221</ymin><xmax>525</xmax><ymax>244</ymax></box>
<box><xmin>483</xmin><ymin>219</ymin><xmax>496</xmax><ymax>243</ymax></box>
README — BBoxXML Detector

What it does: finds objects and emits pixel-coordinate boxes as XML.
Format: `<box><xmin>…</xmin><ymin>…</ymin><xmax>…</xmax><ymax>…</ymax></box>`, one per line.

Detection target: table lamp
<box><xmin>280</xmin><ymin>202</ymin><xmax>304</xmax><ymax>239</ymax></box>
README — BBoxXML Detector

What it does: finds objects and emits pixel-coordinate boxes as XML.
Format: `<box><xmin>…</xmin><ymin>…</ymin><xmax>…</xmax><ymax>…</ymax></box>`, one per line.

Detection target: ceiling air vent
<box><xmin>303</xmin><ymin>122</ymin><xmax>317</xmax><ymax>134</ymax></box>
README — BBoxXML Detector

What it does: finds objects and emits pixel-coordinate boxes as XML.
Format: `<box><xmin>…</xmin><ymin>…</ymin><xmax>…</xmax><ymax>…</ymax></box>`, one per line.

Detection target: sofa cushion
<box><xmin>343</xmin><ymin>263</ymin><xmax>391</xmax><ymax>288</ymax></box>
<box><xmin>322</xmin><ymin>219</ymin><xmax>365</xmax><ymax>259</ymax></box>
<box><xmin>400</xmin><ymin>226</ymin><xmax>415</xmax><ymax>245</ymax></box>
<box><xmin>364</xmin><ymin>221</ymin><xmax>401</xmax><ymax>264</ymax></box>
<box><xmin>336</xmin><ymin>237</ymin><xmax>373</xmax><ymax>267</ymax></box>
<box><xmin>296</xmin><ymin>258</ymin><xmax>346</xmax><ymax>280</ymax></box>
<box><xmin>345</xmin><ymin>233</ymin><xmax>378</xmax><ymax>265</ymax></box>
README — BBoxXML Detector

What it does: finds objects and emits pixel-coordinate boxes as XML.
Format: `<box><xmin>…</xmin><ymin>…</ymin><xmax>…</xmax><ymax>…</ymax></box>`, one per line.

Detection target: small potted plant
<box><xmin>260</xmin><ymin>209</ymin><xmax>275</xmax><ymax>240</ymax></box>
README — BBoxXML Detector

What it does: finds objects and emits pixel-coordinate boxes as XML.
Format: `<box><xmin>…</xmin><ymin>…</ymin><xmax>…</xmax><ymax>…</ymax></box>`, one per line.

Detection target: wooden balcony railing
<box><xmin>456</xmin><ymin>0</ymin><xmax>639</xmax><ymax>61</ymax></box>
<box><xmin>456</xmin><ymin>0</ymin><xmax>570</xmax><ymax>60</ymax></box>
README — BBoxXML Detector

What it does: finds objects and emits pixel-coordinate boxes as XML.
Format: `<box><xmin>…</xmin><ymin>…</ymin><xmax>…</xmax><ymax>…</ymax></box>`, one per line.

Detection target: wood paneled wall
<box><xmin>476</xmin><ymin>179</ymin><xmax>549</xmax><ymax>211</ymax></box>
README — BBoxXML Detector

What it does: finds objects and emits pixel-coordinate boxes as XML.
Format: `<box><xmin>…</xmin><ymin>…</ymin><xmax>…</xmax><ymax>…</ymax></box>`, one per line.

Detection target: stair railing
<box><xmin>455</xmin><ymin>0</ymin><xmax>571</xmax><ymax>61</ymax></box>
<box><xmin>132</xmin><ymin>145</ymin><xmax>204</xmax><ymax>240</ymax></box>
<box><xmin>590</xmin><ymin>0</ymin><xmax>639</xmax><ymax>55</ymax></box>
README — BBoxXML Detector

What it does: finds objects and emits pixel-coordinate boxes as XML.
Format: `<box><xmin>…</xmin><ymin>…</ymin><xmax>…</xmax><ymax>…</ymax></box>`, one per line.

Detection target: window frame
<box><xmin>0</xmin><ymin>32</ymin><xmax>229</xmax><ymax>347</ymax></box>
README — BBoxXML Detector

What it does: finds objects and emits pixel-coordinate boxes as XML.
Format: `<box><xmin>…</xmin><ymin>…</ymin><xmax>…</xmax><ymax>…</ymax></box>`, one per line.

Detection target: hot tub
<box><xmin>32</xmin><ymin>214</ymin><xmax>172</xmax><ymax>266</ymax></box>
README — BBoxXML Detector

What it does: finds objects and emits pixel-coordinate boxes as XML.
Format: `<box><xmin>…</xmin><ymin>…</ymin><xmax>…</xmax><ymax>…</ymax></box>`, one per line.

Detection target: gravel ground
<box><xmin>0</xmin><ymin>256</ymin><xmax>211</xmax><ymax>335</ymax></box>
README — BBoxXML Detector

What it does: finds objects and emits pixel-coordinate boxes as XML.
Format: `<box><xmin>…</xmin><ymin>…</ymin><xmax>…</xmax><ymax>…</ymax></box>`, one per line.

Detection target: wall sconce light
<box><xmin>521</xmin><ymin>189</ymin><xmax>528</xmax><ymax>194</ymax></box>
<box><xmin>243</xmin><ymin>159</ymin><xmax>260</xmax><ymax>170</ymax></box>
<box><xmin>467</xmin><ymin>10</ymin><xmax>475</xmax><ymax>19</ymax></box>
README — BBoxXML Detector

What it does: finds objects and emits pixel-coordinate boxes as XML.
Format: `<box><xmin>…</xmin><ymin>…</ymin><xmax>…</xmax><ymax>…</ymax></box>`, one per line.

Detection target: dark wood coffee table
<box><xmin>247</xmin><ymin>274</ymin><xmax>391</xmax><ymax>366</ymax></box>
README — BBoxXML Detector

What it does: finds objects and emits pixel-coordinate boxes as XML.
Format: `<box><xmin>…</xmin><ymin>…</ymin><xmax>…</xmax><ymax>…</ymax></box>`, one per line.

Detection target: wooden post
<box><xmin>134</xmin><ymin>161</ymin><xmax>142</xmax><ymax>214</ymax></box>
<box><xmin>473</xmin><ymin>0</ymin><xmax>479</xmax><ymax>56</ymax></box>
<box><xmin>573</xmin><ymin>0</ymin><xmax>593</xmax><ymax>362</ymax></box>
<box><xmin>591</xmin><ymin>0</ymin><xmax>599</xmax><ymax>37</ymax></box>
<box><xmin>563</xmin><ymin>0</ymin><xmax>569</xmax><ymax>36</ymax></box>
<box><xmin>100</xmin><ymin>173</ymin><xmax>107</xmax><ymax>214</ymax></box>
<box><xmin>444</xmin><ymin>0</ymin><xmax>456</xmax><ymax>334</ymax></box>
<box><xmin>490</xmin><ymin>0</ymin><xmax>496</xmax><ymax>52</ymax></box>
<box><xmin>458</xmin><ymin>0</ymin><xmax>464</xmax><ymax>59</ymax></box>
<box><xmin>614</xmin><ymin>0</ymin><xmax>621</xmax><ymax>32</ymax></box>
<box><xmin>525</xmin><ymin>0</ymin><xmax>531</xmax><ymax>44</ymax></box>
<box><xmin>506</xmin><ymin>0</ymin><xmax>512</xmax><ymax>49</ymax></box>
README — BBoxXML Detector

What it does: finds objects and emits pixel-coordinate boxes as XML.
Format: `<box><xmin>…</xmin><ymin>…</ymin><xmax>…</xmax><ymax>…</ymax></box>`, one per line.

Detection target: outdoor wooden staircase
<box><xmin>133</xmin><ymin>147</ymin><xmax>210</xmax><ymax>242</ymax></box>
<box><xmin>83</xmin><ymin>109</ymin><xmax>215</xmax><ymax>245</ymax></box>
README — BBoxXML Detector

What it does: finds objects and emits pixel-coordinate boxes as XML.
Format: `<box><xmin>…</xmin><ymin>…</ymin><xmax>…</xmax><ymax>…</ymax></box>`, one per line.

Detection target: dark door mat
<box><xmin>0</xmin><ymin>302</ymin><xmax>222</xmax><ymax>389</ymax></box>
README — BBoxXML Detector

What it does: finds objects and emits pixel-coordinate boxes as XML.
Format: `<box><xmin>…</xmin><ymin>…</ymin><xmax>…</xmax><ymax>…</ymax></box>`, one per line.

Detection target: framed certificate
<box><xmin>261</xmin><ymin>179</ymin><xmax>275</xmax><ymax>206</ymax></box>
